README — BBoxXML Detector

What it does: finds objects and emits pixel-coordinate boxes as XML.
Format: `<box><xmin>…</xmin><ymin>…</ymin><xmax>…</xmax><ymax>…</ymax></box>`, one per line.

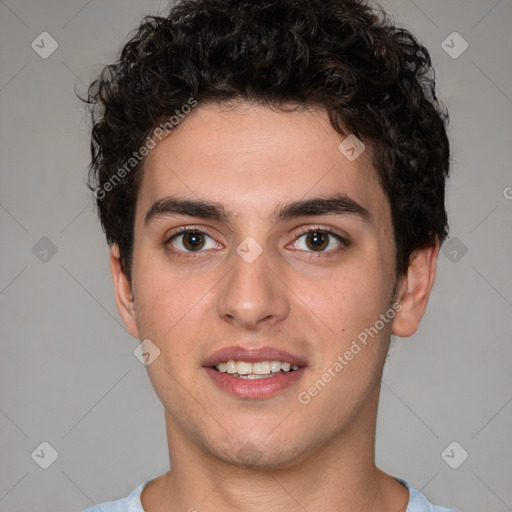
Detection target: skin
<box><xmin>110</xmin><ymin>101</ymin><xmax>439</xmax><ymax>512</ymax></box>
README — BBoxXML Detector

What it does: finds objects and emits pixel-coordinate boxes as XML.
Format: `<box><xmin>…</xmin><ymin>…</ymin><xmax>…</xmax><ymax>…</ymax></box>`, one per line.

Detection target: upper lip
<box><xmin>203</xmin><ymin>345</ymin><xmax>307</xmax><ymax>368</ymax></box>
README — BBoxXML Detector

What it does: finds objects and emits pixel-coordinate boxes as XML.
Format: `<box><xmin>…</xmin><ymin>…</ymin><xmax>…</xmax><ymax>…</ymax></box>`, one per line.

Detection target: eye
<box><xmin>165</xmin><ymin>226</ymin><xmax>347</xmax><ymax>256</ymax></box>
<box><xmin>290</xmin><ymin>228</ymin><xmax>346</xmax><ymax>253</ymax></box>
<box><xmin>166</xmin><ymin>228</ymin><xmax>221</xmax><ymax>253</ymax></box>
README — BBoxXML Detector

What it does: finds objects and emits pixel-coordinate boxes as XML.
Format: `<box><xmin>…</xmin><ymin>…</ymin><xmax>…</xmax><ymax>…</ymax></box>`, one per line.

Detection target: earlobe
<box><xmin>391</xmin><ymin>237</ymin><xmax>440</xmax><ymax>338</ymax></box>
<box><xmin>110</xmin><ymin>244</ymin><xmax>140</xmax><ymax>339</ymax></box>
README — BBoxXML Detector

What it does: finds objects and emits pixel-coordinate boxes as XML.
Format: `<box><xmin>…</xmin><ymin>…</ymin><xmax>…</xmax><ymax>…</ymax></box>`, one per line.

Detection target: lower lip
<box><xmin>204</xmin><ymin>367</ymin><xmax>306</xmax><ymax>399</ymax></box>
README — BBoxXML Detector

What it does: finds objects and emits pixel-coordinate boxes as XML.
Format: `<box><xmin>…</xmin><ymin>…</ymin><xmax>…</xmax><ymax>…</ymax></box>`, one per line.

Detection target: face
<box><xmin>111</xmin><ymin>101</ymin><xmax>435</xmax><ymax>469</ymax></box>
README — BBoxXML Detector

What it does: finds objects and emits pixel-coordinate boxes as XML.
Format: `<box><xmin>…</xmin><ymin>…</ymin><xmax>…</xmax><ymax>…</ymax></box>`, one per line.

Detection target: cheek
<box><xmin>132</xmin><ymin>260</ymin><xmax>216</xmax><ymax>345</ymax></box>
<box><xmin>132</xmin><ymin>269</ymin><xmax>215</xmax><ymax>400</ymax></box>
<box><xmin>293</xmin><ymin>263</ymin><xmax>388</xmax><ymax>343</ymax></box>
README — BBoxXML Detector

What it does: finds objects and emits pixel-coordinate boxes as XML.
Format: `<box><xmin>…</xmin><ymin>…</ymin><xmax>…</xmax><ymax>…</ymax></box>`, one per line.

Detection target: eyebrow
<box><xmin>144</xmin><ymin>193</ymin><xmax>371</xmax><ymax>226</ymax></box>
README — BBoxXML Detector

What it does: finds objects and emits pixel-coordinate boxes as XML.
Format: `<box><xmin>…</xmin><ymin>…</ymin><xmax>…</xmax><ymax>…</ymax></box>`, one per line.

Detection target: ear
<box><xmin>110</xmin><ymin>244</ymin><xmax>140</xmax><ymax>339</ymax></box>
<box><xmin>392</xmin><ymin>236</ymin><xmax>440</xmax><ymax>338</ymax></box>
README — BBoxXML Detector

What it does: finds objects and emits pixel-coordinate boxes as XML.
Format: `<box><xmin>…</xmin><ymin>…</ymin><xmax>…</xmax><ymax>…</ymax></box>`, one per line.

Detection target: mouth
<box><xmin>203</xmin><ymin>346</ymin><xmax>307</xmax><ymax>399</ymax></box>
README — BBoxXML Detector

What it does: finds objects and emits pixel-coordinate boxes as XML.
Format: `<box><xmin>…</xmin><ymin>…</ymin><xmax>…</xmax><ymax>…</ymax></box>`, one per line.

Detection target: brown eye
<box><xmin>168</xmin><ymin>229</ymin><xmax>219</xmax><ymax>252</ymax></box>
<box><xmin>182</xmin><ymin>231</ymin><xmax>205</xmax><ymax>251</ymax></box>
<box><xmin>291</xmin><ymin>229</ymin><xmax>346</xmax><ymax>253</ymax></box>
<box><xmin>305</xmin><ymin>231</ymin><xmax>329</xmax><ymax>251</ymax></box>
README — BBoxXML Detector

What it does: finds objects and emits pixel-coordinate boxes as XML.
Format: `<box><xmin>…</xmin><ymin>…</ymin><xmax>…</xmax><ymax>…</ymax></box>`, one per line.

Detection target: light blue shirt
<box><xmin>83</xmin><ymin>476</ymin><xmax>457</xmax><ymax>511</ymax></box>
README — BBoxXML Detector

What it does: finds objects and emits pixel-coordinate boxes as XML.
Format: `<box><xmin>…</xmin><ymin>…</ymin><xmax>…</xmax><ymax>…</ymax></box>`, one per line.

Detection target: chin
<box><xmin>209</xmin><ymin>435</ymin><xmax>312</xmax><ymax>471</ymax></box>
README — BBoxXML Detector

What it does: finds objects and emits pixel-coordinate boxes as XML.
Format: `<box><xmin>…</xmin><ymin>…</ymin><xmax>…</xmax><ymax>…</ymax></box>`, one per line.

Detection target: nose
<box><xmin>216</xmin><ymin>244</ymin><xmax>290</xmax><ymax>331</ymax></box>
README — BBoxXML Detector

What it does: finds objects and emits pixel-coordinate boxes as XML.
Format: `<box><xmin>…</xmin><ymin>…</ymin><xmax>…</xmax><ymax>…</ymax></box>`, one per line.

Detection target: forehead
<box><xmin>137</xmin><ymin>102</ymin><xmax>390</xmax><ymax>228</ymax></box>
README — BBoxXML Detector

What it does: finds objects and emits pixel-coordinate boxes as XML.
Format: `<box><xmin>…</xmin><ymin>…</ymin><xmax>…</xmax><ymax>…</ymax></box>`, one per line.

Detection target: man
<box><xmin>83</xmin><ymin>0</ymin><xmax>457</xmax><ymax>510</ymax></box>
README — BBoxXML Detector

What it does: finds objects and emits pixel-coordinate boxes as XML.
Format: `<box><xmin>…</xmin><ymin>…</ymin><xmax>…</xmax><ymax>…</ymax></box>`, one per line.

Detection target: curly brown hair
<box><xmin>84</xmin><ymin>0</ymin><xmax>450</xmax><ymax>283</ymax></box>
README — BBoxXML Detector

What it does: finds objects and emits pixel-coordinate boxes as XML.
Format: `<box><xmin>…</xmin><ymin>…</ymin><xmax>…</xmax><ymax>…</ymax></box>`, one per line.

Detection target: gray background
<box><xmin>1</xmin><ymin>0</ymin><xmax>511</xmax><ymax>511</ymax></box>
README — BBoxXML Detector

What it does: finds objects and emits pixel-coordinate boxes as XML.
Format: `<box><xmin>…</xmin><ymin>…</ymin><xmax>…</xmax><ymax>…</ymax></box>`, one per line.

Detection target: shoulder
<box><xmin>398</xmin><ymin>478</ymin><xmax>458</xmax><ymax>512</ymax></box>
<box><xmin>82</xmin><ymin>480</ymin><xmax>151</xmax><ymax>512</ymax></box>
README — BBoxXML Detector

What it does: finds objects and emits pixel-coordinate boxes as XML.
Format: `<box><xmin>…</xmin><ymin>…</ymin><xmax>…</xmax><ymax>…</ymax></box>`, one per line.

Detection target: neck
<box><xmin>143</xmin><ymin>383</ymin><xmax>409</xmax><ymax>512</ymax></box>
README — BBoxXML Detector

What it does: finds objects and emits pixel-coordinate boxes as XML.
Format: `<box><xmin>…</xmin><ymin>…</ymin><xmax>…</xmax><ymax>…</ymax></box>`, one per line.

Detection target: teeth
<box><xmin>236</xmin><ymin>361</ymin><xmax>253</xmax><ymax>375</ymax></box>
<box><xmin>270</xmin><ymin>360</ymin><xmax>281</xmax><ymax>372</ymax></box>
<box><xmin>214</xmin><ymin>360</ymin><xmax>300</xmax><ymax>375</ymax></box>
<box><xmin>238</xmin><ymin>373</ymin><xmax>274</xmax><ymax>380</ymax></box>
<box><xmin>253</xmin><ymin>361</ymin><xmax>271</xmax><ymax>374</ymax></box>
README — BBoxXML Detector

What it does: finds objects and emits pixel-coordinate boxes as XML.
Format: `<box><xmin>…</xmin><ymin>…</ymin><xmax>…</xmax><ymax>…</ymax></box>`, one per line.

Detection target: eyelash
<box><xmin>165</xmin><ymin>226</ymin><xmax>348</xmax><ymax>257</ymax></box>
